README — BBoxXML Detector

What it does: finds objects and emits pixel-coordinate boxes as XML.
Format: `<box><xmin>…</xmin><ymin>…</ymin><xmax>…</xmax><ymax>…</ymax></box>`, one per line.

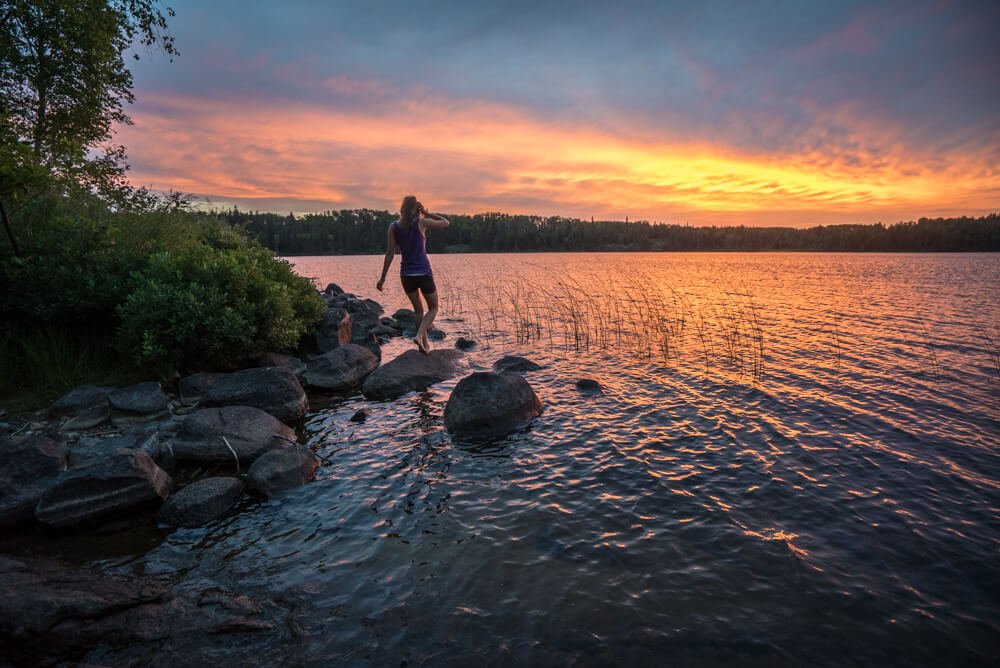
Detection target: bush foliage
<box><xmin>0</xmin><ymin>194</ymin><xmax>324</xmax><ymax>396</ymax></box>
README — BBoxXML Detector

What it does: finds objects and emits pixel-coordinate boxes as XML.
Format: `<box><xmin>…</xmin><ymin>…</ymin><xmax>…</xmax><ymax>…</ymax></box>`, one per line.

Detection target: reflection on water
<box><xmin>52</xmin><ymin>254</ymin><xmax>1000</xmax><ymax>663</ymax></box>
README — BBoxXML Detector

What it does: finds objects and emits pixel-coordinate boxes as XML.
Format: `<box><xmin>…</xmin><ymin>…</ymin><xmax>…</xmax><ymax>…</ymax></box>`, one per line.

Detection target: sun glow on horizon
<box><xmin>116</xmin><ymin>89</ymin><xmax>999</xmax><ymax>226</ymax></box>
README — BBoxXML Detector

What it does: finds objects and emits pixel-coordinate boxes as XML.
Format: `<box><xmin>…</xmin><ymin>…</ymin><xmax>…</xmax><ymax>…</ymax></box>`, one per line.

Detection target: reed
<box><xmin>450</xmin><ymin>269</ymin><xmax>766</xmax><ymax>382</ymax></box>
<box><xmin>975</xmin><ymin>324</ymin><xmax>1000</xmax><ymax>382</ymax></box>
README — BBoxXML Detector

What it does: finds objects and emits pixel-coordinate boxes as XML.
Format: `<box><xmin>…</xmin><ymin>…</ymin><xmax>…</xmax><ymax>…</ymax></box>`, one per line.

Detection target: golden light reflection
<box><xmin>116</xmin><ymin>90</ymin><xmax>999</xmax><ymax>225</ymax></box>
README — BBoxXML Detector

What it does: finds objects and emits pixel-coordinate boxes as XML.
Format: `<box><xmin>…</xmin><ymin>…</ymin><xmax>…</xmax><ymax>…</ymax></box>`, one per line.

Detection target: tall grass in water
<box><xmin>456</xmin><ymin>269</ymin><xmax>766</xmax><ymax>382</ymax></box>
<box><xmin>975</xmin><ymin>324</ymin><xmax>1000</xmax><ymax>382</ymax></box>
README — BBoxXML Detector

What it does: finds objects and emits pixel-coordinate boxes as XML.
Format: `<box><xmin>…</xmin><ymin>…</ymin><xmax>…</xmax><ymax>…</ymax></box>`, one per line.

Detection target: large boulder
<box><xmin>0</xmin><ymin>434</ymin><xmax>67</xmax><ymax>528</ymax></box>
<box><xmin>254</xmin><ymin>352</ymin><xmax>307</xmax><ymax>380</ymax></box>
<box><xmin>108</xmin><ymin>381</ymin><xmax>171</xmax><ymax>428</ymax></box>
<box><xmin>342</xmin><ymin>298</ymin><xmax>382</xmax><ymax>344</ymax></box>
<box><xmin>444</xmin><ymin>371</ymin><xmax>543</xmax><ymax>439</ymax></box>
<box><xmin>157</xmin><ymin>477</ymin><xmax>244</xmax><ymax>528</ymax></box>
<box><xmin>172</xmin><ymin>406</ymin><xmax>295</xmax><ymax>469</ymax></box>
<box><xmin>177</xmin><ymin>372</ymin><xmax>224</xmax><ymax>406</ymax></box>
<box><xmin>493</xmin><ymin>355</ymin><xmax>543</xmax><ymax>373</ymax></box>
<box><xmin>361</xmin><ymin>349</ymin><xmax>464</xmax><ymax>400</ymax></box>
<box><xmin>304</xmin><ymin>344</ymin><xmax>379</xmax><ymax>392</ymax></box>
<box><xmin>49</xmin><ymin>385</ymin><xmax>112</xmax><ymax>419</ymax></box>
<box><xmin>247</xmin><ymin>443</ymin><xmax>318</xmax><ymax>497</ymax></box>
<box><xmin>35</xmin><ymin>449</ymin><xmax>171</xmax><ymax>529</ymax></box>
<box><xmin>203</xmin><ymin>367</ymin><xmax>308</xmax><ymax>424</ymax></box>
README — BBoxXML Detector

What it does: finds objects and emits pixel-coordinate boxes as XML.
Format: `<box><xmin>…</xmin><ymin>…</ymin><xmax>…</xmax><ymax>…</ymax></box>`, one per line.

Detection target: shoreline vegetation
<box><xmin>209</xmin><ymin>209</ymin><xmax>1000</xmax><ymax>255</ymax></box>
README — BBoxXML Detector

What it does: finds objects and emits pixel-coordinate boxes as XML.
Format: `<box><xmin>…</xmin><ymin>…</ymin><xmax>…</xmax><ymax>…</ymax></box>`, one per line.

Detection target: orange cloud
<box><xmin>116</xmin><ymin>89</ymin><xmax>998</xmax><ymax>225</ymax></box>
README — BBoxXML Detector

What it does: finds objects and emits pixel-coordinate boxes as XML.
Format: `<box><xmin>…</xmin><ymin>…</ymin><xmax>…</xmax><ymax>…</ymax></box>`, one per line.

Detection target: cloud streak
<box><xmin>118</xmin><ymin>0</ymin><xmax>1000</xmax><ymax>225</ymax></box>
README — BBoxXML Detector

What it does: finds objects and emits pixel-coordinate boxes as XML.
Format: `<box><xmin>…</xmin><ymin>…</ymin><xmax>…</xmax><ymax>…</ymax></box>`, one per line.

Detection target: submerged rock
<box><xmin>455</xmin><ymin>337</ymin><xmax>477</xmax><ymax>350</ymax></box>
<box><xmin>247</xmin><ymin>443</ymin><xmax>318</xmax><ymax>497</ymax></box>
<box><xmin>0</xmin><ymin>434</ymin><xmax>67</xmax><ymax>528</ymax></box>
<box><xmin>444</xmin><ymin>371</ymin><xmax>543</xmax><ymax>439</ymax></box>
<box><xmin>204</xmin><ymin>367</ymin><xmax>308</xmax><ymax>424</ymax></box>
<box><xmin>493</xmin><ymin>355</ymin><xmax>543</xmax><ymax>373</ymax></box>
<box><xmin>575</xmin><ymin>378</ymin><xmax>604</xmax><ymax>393</ymax></box>
<box><xmin>427</xmin><ymin>328</ymin><xmax>446</xmax><ymax>341</ymax></box>
<box><xmin>304</xmin><ymin>344</ymin><xmax>379</xmax><ymax>392</ymax></box>
<box><xmin>350</xmin><ymin>408</ymin><xmax>370</xmax><ymax>423</ymax></box>
<box><xmin>172</xmin><ymin>406</ymin><xmax>295</xmax><ymax>469</ymax></box>
<box><xmin>108</xmin><ymin>382</ymin><xmax>171</xmax><ymax>428</ymax></box>
<box><xmin>157</xmin><ymin>477</ymin><xmax>244</xmax><ymax>527</ymax></box>
<box><xmin>35</xmin><ymin>449</ymin><xmax>171</xmax><ymax>529</ymax></box>
<box><xmin>361</xmin><ymin>349</ymin><xmax>464</xmax><ymax>400</ymax></box>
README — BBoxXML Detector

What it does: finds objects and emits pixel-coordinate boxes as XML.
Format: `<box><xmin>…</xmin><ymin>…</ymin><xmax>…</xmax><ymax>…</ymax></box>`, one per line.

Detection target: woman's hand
<box><xmin>376</xmin><ymin>278</ymin><xmax>385</xmax><ymax>292</ymax></box>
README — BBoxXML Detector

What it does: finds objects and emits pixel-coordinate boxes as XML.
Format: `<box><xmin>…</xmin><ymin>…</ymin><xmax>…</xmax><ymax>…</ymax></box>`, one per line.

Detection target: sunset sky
<box><xmin>119</xmin><ymin>0</ymin><xmax>999</xmax><ymax>227</ymax></box>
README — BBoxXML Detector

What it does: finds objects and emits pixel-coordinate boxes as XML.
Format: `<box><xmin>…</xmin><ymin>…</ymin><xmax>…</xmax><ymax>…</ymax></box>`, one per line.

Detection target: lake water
<box><xmin>28</xmin><ymin>253</ymin><xmax>1000</xmax><ymax>664</ymax></box>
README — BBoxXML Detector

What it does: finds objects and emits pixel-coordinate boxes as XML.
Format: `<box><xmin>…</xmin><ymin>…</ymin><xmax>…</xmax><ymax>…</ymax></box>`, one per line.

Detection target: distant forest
<box><xmin>199</xmin><ymin>210</ymin><xmax>1000</xmax><ymax>254</ymax></box>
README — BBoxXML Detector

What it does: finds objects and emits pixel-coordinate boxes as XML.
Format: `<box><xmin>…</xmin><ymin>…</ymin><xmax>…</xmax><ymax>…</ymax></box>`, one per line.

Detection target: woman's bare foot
<box><xmin>412</xmin><ymin>337</ymin><xmax>430</xmax><ymax>355</ymax></box>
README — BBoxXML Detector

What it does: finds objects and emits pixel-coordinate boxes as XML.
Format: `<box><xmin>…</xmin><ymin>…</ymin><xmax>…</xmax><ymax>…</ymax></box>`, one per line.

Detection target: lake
<box><xmin>34</xmin><ymin>253</ymin><xmax>1000</xmax><ymax>664</ymax></box>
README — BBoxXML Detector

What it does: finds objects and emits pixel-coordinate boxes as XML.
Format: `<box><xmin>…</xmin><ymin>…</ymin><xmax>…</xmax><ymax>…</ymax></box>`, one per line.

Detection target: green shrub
<box><xmin>116</xmin><ymin>244</ymin><xmax>324</xmax><ymax>371</ymax></box>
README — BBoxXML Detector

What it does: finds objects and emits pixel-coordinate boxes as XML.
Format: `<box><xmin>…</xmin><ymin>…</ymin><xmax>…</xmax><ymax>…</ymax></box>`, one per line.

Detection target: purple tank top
<box><xmin>392</xmin><ymin>220</ymin><xmax>433</xmax><ymax>277</ymax></box>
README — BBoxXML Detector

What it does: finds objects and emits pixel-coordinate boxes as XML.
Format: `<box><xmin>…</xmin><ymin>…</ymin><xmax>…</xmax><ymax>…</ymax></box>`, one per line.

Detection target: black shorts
<box><xmin>401</xmin><ymin>274</ymin><xmax>436</xmax><ymax>296</ymax></box>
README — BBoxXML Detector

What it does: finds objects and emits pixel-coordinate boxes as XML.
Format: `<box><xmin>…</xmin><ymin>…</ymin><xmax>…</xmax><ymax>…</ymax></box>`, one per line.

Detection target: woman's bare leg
<box><xmin>415</xmin><ymin>290</ymin><xmax>438</xmax><ymax>354</ymax></box>
<box><xmin>404</xmin><ymin>289</ymin><xmax>427</xmax><ymax>353</ymax></box>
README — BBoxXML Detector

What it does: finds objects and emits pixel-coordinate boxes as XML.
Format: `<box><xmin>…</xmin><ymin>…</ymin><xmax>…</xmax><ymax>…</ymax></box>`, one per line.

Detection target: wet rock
<box><xmin>428</xmin><ymin>328</ymin><xmax>446</xmax><ymax>340</ymax></box>
<box><xmin>70</xmin><ymin>428</ymin><xmax>164</xmax><ymax>469</ymax></box>
<box><xmin>323</xmin><ymin>282</ymin><xmax>344</xmax><ymax>295</ymax></box>
<box><xmin>455</xmin><ymin>337</ymin><xmax>477</xmax><ymax>350</ymax></box>
<box><xmin>575</xmin><ymin>378</ymin><xmax>604</xmax><ymax>393</ymax></box>
<box><xmin>370</xmin><ymin>324</ymin><xmax>400</xmax><ymax>341</ymax></box>
<box><xmin>204</xmin><ymin>367</ymin><xmax>308</xmax><ymax>424</ymax></box>
<box><xmin>172</xmin><ymin>406</ymin><xmax>295</xmax><ymax>469</ymax></box>
<box><xmin>304</xmin><ymin>344</ymin><xmax>379</xmax><ymax>392</ymax></box>
<box><xmin>108</xmin><ymin>381</ymin><xmax>171</xmax><ymax>428</ymax></box>
<box><xmin>0</xmin><ymin>555</ymin><xmax>281</xmax><ymax>665</ymax></box>
<box><xmin>157</xmin><ymin>477</ymin><xmax>244</xmax><ymax>527</ymax></box>
<box><xmin>254</xmin><ymin>352</ymin><xmax>307</xmax><ymax>380</ymax></box>
<box><xmin>177</xmin><ymin>372</ymin><xmax>223</xmax><ymax>406</ymax></box>
<box><xmin>392</xmin><ymin>308</ymin><xmax>416</xmax><ymax>331</ymax></box>
<box><xmin>350</xmin><ymin>408</ymin><xmax>370</xmax><ymax>423</ymax></box>
<box><xmin>49</xmin><ymin>385</ymin><xmax>112</xmax><ymax>419</ymax></box>
<box><xmin>362</xmin><ymin>298</ymin><xmax>384</xmax><ymax>317</ymax></box>
<box><xmin>61</xmin><ymin>401</ymin><xmax>110</xmax><ymax>430</ymax></box>
<box><xmin>493</xmin><ymin>355</ymin><xmax>543</xmax><ymax>373</ymax></box>
<box><xmin>379</xmin><ymin>316</ymin><xmax>401</xmax><ymax>330</ymax></box>
<box><xmin>35</xmin><ymin>449</ymin><xmax>171</xmax><ymax>529</ymax></box>
<box><xmin>444</xmin><ymin>371</ymin><xmax>543</xmax><ymax>439</ymax></box>
<box><xmin>0</xmin><ymin>434</ymin><xmax>67</xmax><ymax>528</ymax></box>
<box><xmin>361</xmin><ymin>349</ymin><xmax>465</xmax><ymax>400</ymax></box>
<box><xmin>314</xmin><ymin>308</ymin><xmax>353</xmax><ymax>352</ymax></box>
<box><xmin>247</xmin><ymin>443</ymin><xmax>318</xmax><ymax>497</ymax></box>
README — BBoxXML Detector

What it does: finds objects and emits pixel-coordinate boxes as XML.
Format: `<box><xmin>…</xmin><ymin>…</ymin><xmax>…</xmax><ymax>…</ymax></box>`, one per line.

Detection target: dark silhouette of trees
<box><xmin>198</xmin><ymin>209</ymin><xmax>1000</xmax><ymax>255</ymax></box>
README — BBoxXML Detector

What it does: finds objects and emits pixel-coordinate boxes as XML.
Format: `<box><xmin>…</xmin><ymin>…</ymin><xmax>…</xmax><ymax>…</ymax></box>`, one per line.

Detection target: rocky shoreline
<box><xmin>0</xmin><ymin>283</ymin><xmax>554</xmax><ymax>664</ymax></box>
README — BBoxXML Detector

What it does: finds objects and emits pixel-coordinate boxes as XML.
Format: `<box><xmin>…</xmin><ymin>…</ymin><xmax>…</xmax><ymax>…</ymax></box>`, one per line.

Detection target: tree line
<box><xmin>202</xmin><ymin>209</ymin><xmax>1000</xmax><ymax>254</ymax></box>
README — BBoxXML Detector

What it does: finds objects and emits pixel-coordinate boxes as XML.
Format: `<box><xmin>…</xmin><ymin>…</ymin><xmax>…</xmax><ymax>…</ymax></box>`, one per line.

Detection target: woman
<box><xmin>376</xmin><ymin>195</ymin><xmax>450</xmax><ymax>354</ymax></box>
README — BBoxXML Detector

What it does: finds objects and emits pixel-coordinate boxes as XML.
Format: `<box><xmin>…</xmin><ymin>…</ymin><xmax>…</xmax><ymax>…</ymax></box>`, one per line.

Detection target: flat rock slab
<box><xmin>361</xmin><ymin>349</ymin><xmax>464</xmax><ymax>400</ymax></box>
<box><xmin>172</xmin><ymin>406</ymin><xmax>296</xmax><ymax>469</ymax></box>
<box><xmin>0</xmin><ymin>555</ymin><xmax>283</xmax><ymax>665</ymax></box>
<box><xmin>49</xmin><ymin>385</ymin><xmax>112</xmax><ymax>418</ymax></box>
<box><xmin>444</xmin><ymin>371</ymin><xmax>543</xmax><ymax>439</ymax></box>
<box><xmin>36</xmin><ymin>449</ymin><xmax>171</xmax><ymax>529</ymax></box>
<box><xmin>493</xmin><ymin>355</ymin><xmax>543</xmax><ymax>373</ymax></box>
<box><xmin>304</xmin><ymin>344</ymin><xmax>379</xmax><ymax>392</ymax></box>
<box><xmin>204</xmin><ymin>367</ymin><xmax>308</xmax><ymax>424</ymax></box>
<box><xmin>247</xmin><ymin>443</ymin><xmax>318</xmax><ymax>497</ymax></box>
<box><xmin>69</xmin><ymin>429</ymin><xmax>163</xmax><ymax>469</ymax></box>
<box><xmin>157</xmin><ymin>477</ymin><xmax>244</xmax><ymax>527</ymax></box>
<box><xmin>0</xmin><ymin>434</ymin><xmax>67</xmax><ymax>528</ymax></box>
<box><xmin>61</xmin><ymin>401</ymin><xmax>110</xmax><ymax>430</ymax></box>
<box><xmin>109</xmin><ymin>382</ymin><xmax>170</xmax><ymax>428</ymax></box>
